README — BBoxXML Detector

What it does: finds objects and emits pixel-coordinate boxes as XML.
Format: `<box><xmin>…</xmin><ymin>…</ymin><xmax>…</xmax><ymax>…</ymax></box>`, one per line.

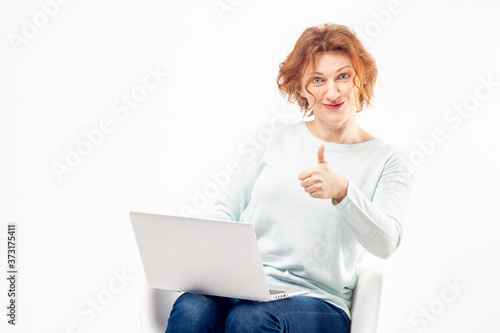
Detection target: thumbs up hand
<box><xmin>297</xmin><ymin>145</ymin><xmax>349</xmax><ymax>202</ymax></box>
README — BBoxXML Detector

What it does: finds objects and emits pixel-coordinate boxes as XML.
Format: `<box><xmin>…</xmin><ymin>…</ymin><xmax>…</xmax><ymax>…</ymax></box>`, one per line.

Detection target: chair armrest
<box><xmin>138</xmin><ymin>266</ymin><xmax>180</xmax><ymax>332</ymax></box>
<box><xmin>350</xmin><ymin>267</ymin><xmax>385</xmax><ymax>333</ymax></box>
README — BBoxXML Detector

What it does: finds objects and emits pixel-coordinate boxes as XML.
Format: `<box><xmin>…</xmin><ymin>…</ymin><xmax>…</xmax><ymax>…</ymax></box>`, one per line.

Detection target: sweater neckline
<box><xmin>297</xmin><ymin>120</ymin><xmax>381</xmax><ymax>152</ymax></box>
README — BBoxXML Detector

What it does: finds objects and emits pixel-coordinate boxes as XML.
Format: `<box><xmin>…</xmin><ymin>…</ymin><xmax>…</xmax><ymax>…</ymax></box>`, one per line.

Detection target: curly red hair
<box><xmin>277</xmin><ymin>23</ymin><xmax>378</xmax><ymax>115</ymax></box>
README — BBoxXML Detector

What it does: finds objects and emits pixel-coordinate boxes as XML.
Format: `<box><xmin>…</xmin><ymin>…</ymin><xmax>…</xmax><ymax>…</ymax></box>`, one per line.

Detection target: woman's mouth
<box><xmin>323</xmin><ymin>101</ymin><xmax>345</xmax><ymax>110</ymax></box>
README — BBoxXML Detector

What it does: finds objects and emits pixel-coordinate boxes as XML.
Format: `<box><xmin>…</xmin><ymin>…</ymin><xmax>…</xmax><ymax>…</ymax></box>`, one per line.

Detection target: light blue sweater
<box><xmin>206</xmin><ymin>120</ymin><xmax>413</xmax><ymax>318</ymax></box>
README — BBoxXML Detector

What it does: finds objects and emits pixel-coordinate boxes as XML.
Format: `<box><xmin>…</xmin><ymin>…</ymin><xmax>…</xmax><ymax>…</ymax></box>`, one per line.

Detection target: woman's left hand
<box><xmin>297</xmin><ymin>145</ymin><xmax>349</xmax><ymax>202</ymax></box>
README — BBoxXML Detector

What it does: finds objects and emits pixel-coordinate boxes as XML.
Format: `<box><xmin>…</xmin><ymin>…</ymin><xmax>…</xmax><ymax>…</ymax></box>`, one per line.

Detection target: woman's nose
<box><xmin>325</xmin><ymin>80</ymin><xmax>340</xmax><ymax>101</ymax></box>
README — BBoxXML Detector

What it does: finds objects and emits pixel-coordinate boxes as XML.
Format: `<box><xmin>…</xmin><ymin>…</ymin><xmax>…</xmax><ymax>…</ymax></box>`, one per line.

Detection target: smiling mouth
<box><xmin>323</xmin><ymin>101</ymin><xmax>345</xmax><ymax>109</ymax></box>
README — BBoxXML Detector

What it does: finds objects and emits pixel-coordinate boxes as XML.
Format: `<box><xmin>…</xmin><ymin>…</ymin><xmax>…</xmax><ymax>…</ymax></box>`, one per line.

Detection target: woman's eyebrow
<box><xmin>312</xmin><ymin>65</ymin><xmax>353</xmax><ymax>76</ymax></box>
<box><xmin>336</xmin><ymin>65</ymin><xmax>353</xmax><ymax>72</ymax></box>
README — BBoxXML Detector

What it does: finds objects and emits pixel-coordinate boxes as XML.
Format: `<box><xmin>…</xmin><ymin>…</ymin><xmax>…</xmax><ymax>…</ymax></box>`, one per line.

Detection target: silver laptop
<box><xmin>130</xmin><ymin>212</ymin><xmax>309</xmax><ymax>302</ymax></box>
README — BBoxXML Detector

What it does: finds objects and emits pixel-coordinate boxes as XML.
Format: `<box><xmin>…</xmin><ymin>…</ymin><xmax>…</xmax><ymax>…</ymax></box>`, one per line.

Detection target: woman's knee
<box><xmin>166</xmin><ymin>293</ymin><xmax>236</xmax><ymax>333</ymax></box>
<box><xmin>225</xmin><ymin>301</ymin><xmax>279</xmax><ymax>332</ymax></box>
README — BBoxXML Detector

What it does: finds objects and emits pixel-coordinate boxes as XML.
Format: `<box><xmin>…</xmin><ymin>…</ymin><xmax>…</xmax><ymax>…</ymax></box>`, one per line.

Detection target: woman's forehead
<box><xmin>304</xmin><ymin>51</ymin><xmax>353</xmax><ymax>76</ymax></box>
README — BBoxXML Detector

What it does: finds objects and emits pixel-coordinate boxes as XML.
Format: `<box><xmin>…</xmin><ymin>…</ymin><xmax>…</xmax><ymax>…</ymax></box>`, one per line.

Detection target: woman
<box><xmin>166</xmin><ymin>23</ymin><xmax>412</xmax><ymax>333</ymax></box>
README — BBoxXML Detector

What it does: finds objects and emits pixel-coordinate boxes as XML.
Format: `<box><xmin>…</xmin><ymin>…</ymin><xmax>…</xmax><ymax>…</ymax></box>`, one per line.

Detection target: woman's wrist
<box><xmin>332</xmin><ymin>177</ymin><xmax>349</xmax><ymax>205</ymax></box>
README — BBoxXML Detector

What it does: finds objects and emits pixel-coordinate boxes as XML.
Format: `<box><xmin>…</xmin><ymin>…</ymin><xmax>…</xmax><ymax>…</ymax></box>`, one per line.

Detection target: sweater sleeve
<box><xmin>333</xmin><ymin>151</ymin><xmax>413</xmax><ymax>259</ymax></box>
<box><xmin>205</xmin><ymin>147</ymin><xmax>263</xmax><ymax>222</ymax></box>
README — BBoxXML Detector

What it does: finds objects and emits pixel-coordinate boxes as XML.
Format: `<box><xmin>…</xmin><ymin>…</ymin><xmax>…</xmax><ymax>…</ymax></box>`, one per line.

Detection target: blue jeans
<box><xmin>165</xmin><ymin>293</ymin><xmax>350</xmax><ymax>333</ymax></box>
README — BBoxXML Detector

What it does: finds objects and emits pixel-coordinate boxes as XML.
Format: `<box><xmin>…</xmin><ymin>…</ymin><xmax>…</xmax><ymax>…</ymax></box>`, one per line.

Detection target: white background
<box><xmin>1</xmin><ymin>0</ymin><xmax>499</xmax><ymax>332</ymax></box>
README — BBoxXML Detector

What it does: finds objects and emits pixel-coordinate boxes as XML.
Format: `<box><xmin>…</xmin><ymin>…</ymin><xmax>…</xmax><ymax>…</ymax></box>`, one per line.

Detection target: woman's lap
<box><xmin>165</xmin><ymin>293</ymin><xmax>350</xmax><ymax>333</ymax></box>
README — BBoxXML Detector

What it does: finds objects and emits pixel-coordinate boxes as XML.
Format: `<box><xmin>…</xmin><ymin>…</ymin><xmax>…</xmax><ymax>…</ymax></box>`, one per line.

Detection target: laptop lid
<box><xmin>130</xmin><ymin>212</ymin><xmax>281</xmax><ymax>301</ymax></box>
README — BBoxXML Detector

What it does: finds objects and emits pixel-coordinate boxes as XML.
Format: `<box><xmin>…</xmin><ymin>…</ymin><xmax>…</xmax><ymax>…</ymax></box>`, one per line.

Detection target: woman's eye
<box><xmin>338</xmin><ymin>73</ymin><xmax>350</xmax><ymax>80</ymax></box>
<box><xmin>312</xmin><ymin>78</ymin><xmax>323</xmax><ymax>83</ymax></box>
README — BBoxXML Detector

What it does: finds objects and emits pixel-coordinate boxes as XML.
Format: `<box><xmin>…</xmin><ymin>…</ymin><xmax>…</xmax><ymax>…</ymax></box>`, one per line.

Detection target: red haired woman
<box><xmin>166</xmin><ymin>23</ymin><xmax>412</xmax><ymax>333</ymax></box>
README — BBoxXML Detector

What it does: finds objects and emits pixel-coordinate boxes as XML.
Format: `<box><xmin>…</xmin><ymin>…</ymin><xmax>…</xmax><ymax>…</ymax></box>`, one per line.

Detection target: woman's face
<box><xmin>299</xmin><ymin>51</ymin><xmax>358</xmax><ymax>127</ymax></box>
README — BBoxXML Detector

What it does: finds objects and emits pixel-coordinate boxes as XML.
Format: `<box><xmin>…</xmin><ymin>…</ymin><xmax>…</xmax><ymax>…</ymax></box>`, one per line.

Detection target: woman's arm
<box><xmin>205</xmin><ymin>148</ymin><xmax>263</xmax><ymax>222</ymax></box>
<box><xmin>299</xmin><ymin>145</ymin><xmax>413</xmax><ymax>259</ymax></box>
<box><xmin>332</xmin><ymin>153</ymin><xmax>413</xmax><ymax>259</ymax></box>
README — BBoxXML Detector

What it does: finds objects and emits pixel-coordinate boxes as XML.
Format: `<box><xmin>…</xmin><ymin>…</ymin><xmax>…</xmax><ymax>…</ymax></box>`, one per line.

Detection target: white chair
<box><xmin>349</xmin><ymin>266</ymin><xmax>385</xmax><ymax>333</ymax></box>
<box><xmin>138</xmin><ymin>266</ymin><xmax>385</xmax><ymax>333</ymax></box>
